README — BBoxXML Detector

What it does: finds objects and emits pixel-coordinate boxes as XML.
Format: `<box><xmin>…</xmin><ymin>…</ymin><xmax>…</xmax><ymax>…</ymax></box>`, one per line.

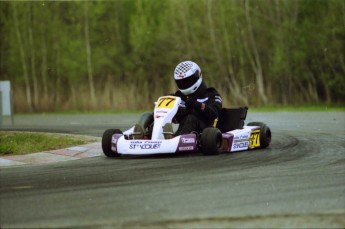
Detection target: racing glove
<box><xmin>186</xmin><ymin>98</ymin><xmax>202</xmax><ymax>110</ymax></box>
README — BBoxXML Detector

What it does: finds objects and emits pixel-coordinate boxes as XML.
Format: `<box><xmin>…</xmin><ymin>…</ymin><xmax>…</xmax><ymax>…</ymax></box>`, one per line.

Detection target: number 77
<box><xmin>158</xmin><ymin>98</ymin><xmax>175</xmax><ymax>107</ymax></box>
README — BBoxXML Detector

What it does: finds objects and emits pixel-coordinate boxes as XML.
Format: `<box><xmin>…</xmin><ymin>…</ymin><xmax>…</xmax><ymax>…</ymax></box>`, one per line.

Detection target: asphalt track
<box><xmin>1</xmin><ymin>111</ymin><xmax>344</xmax><ymax>228</ymax></box>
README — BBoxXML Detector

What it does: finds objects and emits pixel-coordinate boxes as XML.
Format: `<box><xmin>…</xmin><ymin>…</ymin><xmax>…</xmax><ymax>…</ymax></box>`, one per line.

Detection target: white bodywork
<box><xmin>114</xmin><ymin>96</ymin><xmax>196</xmax><ymax>155</ymax></box>
<box><xmin>152</xmin><ymin>96</ymin><xmax>181</xmax><ymax>140</ymax></box>
<box><xmin>113</xmin><ymin>137</ymin><xmax>182</xmax><ymax>155</ymax></box>
<box><xmin>227</xmin><ymin>126</ymin><xmax>261</xmax><ymax>152</ymax></box>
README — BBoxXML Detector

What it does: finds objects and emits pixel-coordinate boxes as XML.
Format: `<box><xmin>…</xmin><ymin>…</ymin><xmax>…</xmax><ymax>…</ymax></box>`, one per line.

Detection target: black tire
<box><xmin>138</xmin><ymin>112</ymin><xmax>154</xmax><ymax>131</ymax></box>
<box><xmin>247</xmin><ymin>122</ymin><xmax>271</xmax><ymax>148</ymax></box>
<box><xmin>102</xmin><ymin>129</ymin><xmax>122</xmax><ymax>157</ymax></box>
<box><xmin>200</xmin><ymin>127</ymin><xmax>223</xmax><ymax>155</ymax></box>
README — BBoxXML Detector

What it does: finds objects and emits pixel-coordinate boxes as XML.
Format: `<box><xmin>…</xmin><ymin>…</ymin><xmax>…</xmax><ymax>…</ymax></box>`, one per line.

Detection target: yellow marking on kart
<box><xmin>249</xmin><ymin>130</ymin><xmax>260</xmax><ymax>148</ymax></box>
<box><xmin>156</xmin><ymin>96</ymin><xmax>176</xmax><ymax>109</ymax></box>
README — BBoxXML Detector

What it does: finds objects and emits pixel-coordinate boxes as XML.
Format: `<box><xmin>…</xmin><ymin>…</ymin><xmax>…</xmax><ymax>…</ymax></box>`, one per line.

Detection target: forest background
<box><xmin>0</xmin><ymin>0</ymin><xmax>344</xmax><ymax>113</ymax></box>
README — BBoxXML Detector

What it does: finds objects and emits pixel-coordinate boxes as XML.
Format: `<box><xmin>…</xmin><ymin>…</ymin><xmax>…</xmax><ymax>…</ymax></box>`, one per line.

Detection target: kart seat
<box><xmin>216</xmin><ymin>107</ymin><xmax>248</xmax><ymax>133</ymax></box>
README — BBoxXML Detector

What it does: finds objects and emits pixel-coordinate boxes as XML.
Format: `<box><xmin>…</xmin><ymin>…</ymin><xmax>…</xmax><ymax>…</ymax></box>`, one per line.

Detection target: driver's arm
<box><xmin>198</xmin><ymin>95</ymin><xmax>222</xmax><ymax>120</ymax></box>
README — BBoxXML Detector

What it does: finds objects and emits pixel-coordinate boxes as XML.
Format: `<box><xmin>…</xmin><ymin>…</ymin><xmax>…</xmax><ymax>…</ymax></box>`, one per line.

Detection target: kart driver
<box><xmin>133</xmin><ymin>60</ymin><xmax>222</xmax><ymax>139</ymax></box>
<box><xmin>168</xmin><ymin>60</ymin><xmax>223</xmax><ymax>137</ymax></box>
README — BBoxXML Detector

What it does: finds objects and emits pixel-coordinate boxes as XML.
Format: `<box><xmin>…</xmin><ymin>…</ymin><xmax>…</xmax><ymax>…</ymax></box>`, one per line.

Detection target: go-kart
<box><xmin>102</xmin><ymin>96</ymin><xmax>271</xmax><ymax>157</ymax></box>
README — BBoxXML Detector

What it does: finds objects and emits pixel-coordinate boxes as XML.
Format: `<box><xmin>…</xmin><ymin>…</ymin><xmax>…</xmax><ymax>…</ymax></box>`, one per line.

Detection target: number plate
<box><xmin>155</xmin><ymin>96</ymin><xmax>176</xmax><ymax>109</ymax></box>
<box><xmin>249</xmin><ymin>130</ymin><xmax>260</xmax><ymax>148</ymax></box>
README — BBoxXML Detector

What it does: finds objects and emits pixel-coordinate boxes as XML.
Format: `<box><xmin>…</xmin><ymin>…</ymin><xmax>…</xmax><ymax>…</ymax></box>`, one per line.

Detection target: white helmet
<box><xmin>174</xmin><ymin>61</ymin><xmax>203</xmax><ymax>95</ymax></box>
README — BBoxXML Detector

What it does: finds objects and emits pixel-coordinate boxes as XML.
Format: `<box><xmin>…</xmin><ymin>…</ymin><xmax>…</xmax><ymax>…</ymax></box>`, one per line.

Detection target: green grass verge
<box><xmin>0</xmin><ymin>131</ymin><xmax>99</xmax><ymax>155</ymax></box>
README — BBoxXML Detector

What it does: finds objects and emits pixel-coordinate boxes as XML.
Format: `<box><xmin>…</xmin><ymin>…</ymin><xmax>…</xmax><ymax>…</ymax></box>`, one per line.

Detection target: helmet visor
<box><xmin>175</xmin><ymin>71</ymin><xmax>200</xmax><ymax>90</ymax></box>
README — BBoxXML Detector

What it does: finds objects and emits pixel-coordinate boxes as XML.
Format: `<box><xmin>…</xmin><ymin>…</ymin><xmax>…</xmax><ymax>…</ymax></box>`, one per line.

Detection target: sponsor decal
<box><xmin>129</xmin><ymin>140</ymin><xmax>162</xmax><ymax>144</ymax></box>
<box><xmin>181</xmin><ymin>137</ymin><xmax>195</xmax><ymax>143</ymax></box>
<box><xmin>234</xmin><ymin>133</ymin><xmax>250</xmax><ymax>140</ymax></box>
<box><xmin>129</xmin><ymin>140</ymin><xmax>162</xmax><ymax>150</ymax></box>
<box><xmin>233</xmin><ymin>141</ymin><xmax>249</xmax><ymax>150</ymax></box>
<box><xmin>129</xmin><ymin>143</ymin><xmax>161</xmax><ymax>150</ymax></box>
<box><xmin>179</xmin><ymin>146</ymin><xmax>194</xmax><ymax>151</ymax></box>
<box><xmin>156</xmin><ymin>110</ymin><xmax>168</xmax><ymax>114</ymax></box>
<box><xmin>249</xmin><ymin>130</ymin><xmax>260</xmax><ymax>148</ymax></box>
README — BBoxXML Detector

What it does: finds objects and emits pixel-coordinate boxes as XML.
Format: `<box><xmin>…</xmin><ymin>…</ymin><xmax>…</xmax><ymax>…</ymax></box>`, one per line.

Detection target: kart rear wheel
<box><xmin>102</xmin><ymin>129</ymin><xmax>122</xmax><ymax>157</ymax></box>
<box><xmin>200</xmin><ymin>127</ymin><xmax>223</xmax><ymax>155</ymax></box>
<box><xmin>247</xmin><ymin>122</ymin><xmax>271</xmax><ymax>148</ymax></box>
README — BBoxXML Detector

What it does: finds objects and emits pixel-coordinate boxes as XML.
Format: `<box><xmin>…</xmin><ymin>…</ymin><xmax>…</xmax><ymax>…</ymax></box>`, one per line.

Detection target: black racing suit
<box><xmin>174</xmin><ymin>83</ymin><xmax>222</xmax><ymax>135</ymax></box>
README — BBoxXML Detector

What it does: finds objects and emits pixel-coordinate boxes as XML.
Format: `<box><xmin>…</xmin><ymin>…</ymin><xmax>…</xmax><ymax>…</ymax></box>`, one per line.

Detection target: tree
<box><xmin>0</xmin><ymin>0</ymin><xmax>344</xmax><ymax>112</ymax></box>
<box><xmin>84</xmin><ymin>2</ymin><xmax>96</xmax><ymax>106</ymax></box>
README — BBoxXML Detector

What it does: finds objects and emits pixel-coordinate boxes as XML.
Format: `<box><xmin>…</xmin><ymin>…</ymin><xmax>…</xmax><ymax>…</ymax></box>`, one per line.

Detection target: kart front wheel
<box><xmin>247</xmin><ymin>122</ymin><xmax>271</xmax><ymax>148</ymax></box>
<box><xmin>102</xmin><ymin>129</ymin><xmax>122</xmax><ymax>157</ymax></box>
<box><xmin>200</xmin><ymin>127</ymin><xmax>223</xmax><ymax>155</ymax></box>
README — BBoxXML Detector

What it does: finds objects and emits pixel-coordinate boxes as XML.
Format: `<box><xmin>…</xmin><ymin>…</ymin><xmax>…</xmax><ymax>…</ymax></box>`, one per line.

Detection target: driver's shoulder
<box><xmin>206</xmin><ymin>87</ymin><xmax>221</xmax><ymax>97</ymax></box>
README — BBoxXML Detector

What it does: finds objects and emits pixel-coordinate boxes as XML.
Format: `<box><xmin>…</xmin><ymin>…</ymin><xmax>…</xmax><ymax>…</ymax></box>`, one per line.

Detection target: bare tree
<box><xmin>28</xmin><ymin>5</ymin><xmax>39</xmax><ymax>109</ymax></box>
<box><xmin>41</xmin><ymin>36</ymin><xmax>49</xmax><ymax>105</ymax></box>
<box><xmin>84</xmin><ymin>2</ymin><xmax>96</xmax><ymax>106</ymax></box>
<box><xmin>244</xmin><ymin>0</ymin><xmax>268</xmax><ymax>103</ymax></box>
<box><xmin>219</xmin><ymin>1</ymin><xmax>248</xmax><ymax>104</ymax></box>
<box><xmin>13</xmin><ymin>4</ymin><xmax>32</xmax><ymax>111</ymax></box>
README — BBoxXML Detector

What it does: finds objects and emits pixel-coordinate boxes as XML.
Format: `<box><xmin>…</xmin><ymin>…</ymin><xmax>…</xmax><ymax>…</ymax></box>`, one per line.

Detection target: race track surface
<box><xmin>1</xmin><ymin>112</ymin><xmax>344</xmax><ymax>228</ymax></box>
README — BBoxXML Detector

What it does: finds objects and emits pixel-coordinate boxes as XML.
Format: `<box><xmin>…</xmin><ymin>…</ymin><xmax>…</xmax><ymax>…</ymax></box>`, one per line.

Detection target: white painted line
<box><xmin>0</xmin><ymin>158</ymin><xmax>25</xmax><ymax>167</ymax></box>
<box><xmin>67</xmin><ymin>146</ymin><xmax>88</xmax><ymax>152</ymax></box>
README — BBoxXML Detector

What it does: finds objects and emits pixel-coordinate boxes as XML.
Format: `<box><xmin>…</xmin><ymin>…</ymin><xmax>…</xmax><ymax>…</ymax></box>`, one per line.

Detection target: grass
<box><xmin>16</xmin><ymin>109</ymin><xmax>147</xmax><ymax>115</ymax></box>
<box><xmin>0</xmin><ymin>131</ymin><xmax>99</xmax><ymax>155</ymax></box>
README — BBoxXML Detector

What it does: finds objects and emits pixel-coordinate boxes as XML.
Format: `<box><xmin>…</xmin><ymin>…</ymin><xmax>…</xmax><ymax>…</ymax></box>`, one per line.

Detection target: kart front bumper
<box><xmin>111</xmin><ymin>133</ymin><xmax>198</xmax><ymax>155</ymax></box>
